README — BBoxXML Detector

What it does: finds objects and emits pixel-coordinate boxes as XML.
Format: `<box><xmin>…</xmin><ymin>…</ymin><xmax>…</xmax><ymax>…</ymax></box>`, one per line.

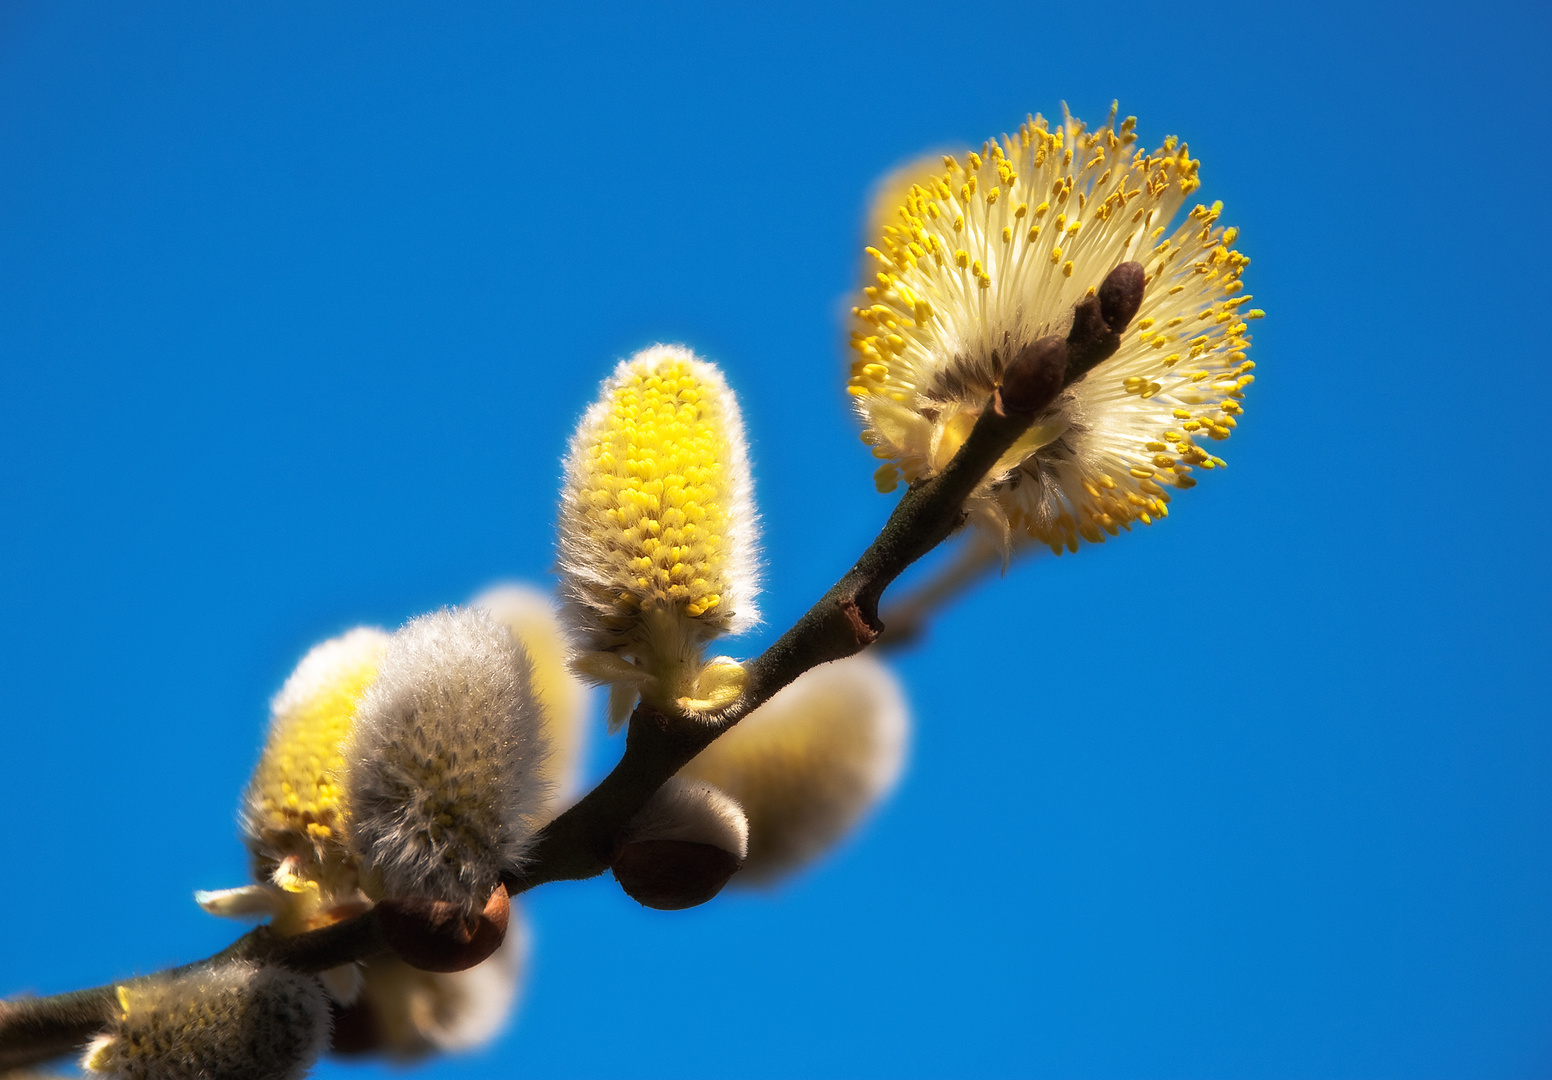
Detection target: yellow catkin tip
<box><xmin>560</xmin><ymin>347</ymin><xmax>762</xmax><ymax>718</ymax></box>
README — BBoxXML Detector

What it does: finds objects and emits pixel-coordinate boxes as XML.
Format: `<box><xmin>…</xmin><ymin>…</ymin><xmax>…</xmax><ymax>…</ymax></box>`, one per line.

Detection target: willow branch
<box><xmin>505</xmin><ymin>335</ymin><xmax>1074</xmax><ymax>892</ymax></box>
<box><xmin>0</xmin><ymin>262</ymin><xmax>1145</xmax><ymax>1071</ymax></box>
<box><xmin>505</xmin><ymin>260</ymin><xmax>1144</xmax><ymax>893</ymax></box>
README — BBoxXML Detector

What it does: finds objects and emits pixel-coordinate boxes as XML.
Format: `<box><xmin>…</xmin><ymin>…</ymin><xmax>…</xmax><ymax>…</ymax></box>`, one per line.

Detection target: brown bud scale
<box><xmin>376</xmin><ymin>884</ymin><xmax>510</xmax><ymax>973</ymax></box>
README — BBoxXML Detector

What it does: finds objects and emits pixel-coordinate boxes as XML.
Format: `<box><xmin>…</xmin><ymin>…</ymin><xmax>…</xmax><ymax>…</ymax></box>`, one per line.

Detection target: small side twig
<box><xmin>873</xmin><ymin>530</ymin><xmax>1012</xmax><ymax>651</ymax></box>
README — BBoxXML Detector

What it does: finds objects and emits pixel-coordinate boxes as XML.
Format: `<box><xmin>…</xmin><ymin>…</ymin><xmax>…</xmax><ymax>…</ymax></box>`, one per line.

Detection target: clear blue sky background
<box><xmin>1</xmin><ymin>3</ymin><xmax>1548</xmax><ymax>1077</ymax></box>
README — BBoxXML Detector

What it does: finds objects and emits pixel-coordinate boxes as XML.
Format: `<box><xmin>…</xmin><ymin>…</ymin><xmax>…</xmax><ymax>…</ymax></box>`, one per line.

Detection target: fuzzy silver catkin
<box><xmin>345</xmin><ymin>607</ymin><xmax>550</xmax><ymax>911</ymax></box>
<box><xmin>623</xmin><ymin>777</ymin><xmax>750</xmax><ymax>860</ymax></box>
<box><xmin>679</xmin><ymin>654</ymin><xmax>908</xmax><ymax>883</ymax></box>
<box><xmin>81</xmin><ymin>961</ymin><xmax>330</xmax><ymax>1080</ymax></box>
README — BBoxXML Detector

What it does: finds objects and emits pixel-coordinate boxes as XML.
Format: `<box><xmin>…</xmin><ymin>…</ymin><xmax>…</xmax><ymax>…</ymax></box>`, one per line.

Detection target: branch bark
<box><xmin>0</xmin><ymin>261</ymin><xmax>1146</xmax><ymax>1071</ymax></box>
<box><xmin>0</xmin><ymin>377</ymin><xmax>1039</xmax><ymax>1073</ymax></box>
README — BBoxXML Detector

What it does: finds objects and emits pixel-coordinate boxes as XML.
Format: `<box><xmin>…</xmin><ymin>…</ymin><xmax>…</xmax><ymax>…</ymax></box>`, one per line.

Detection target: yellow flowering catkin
<box><xmin>206</xmin><ymin>613</ymin><xmax>544</xmax><ymax>1000</ymax></box>
<box><xmin>848</xmin><ymin>105</ymin><xmax>1260</xmax><ymax>554</ymax></box>
<box><xmin>237</xmin><ymin>626</ymin><xmax>388</xmax><ymax>932</ymax></box>
<box><xmin>82</xmin><ymin>961</ymin><xmax>330</xmax><ymax>1080</ymax></box>
<box><xmin>680</xmin><ymin>654</ymin><xmax>909</xmax><ymax>884</ymax></box>
<box><xmin>558</xmin><ymin>345</ymin><xmax>760</xmax><ymax>722</ymax></box>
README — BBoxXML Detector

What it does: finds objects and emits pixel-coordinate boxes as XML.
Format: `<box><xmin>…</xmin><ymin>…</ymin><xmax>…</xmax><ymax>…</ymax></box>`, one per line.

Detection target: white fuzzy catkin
<box><xmin>82</xmin><ymin>961</ymin><xmax>330</xmax><ymax>1080</ymax></box>
<box><xmin>679</xmin><ymin>654</ymin><xmax>908</xmax><ymax>883</ymax></box>
<box><xmin>623</xmin><ymin>777</ymin><xmax>750</xmax><ymax>860</ymax></box>
<box><xmin>470</xmin><ymin>583</ymin><xmax>590</xmax><ymax>810</ymax></box>
<box><xmin>345</xmin><ymin>607</ymin><xmax>549</xmax><ymax>910</ymax></box>
<box><xmin>354</xmin><ymin>907</ymin><xmax>528</xmax><ymax>1060</ymax></box>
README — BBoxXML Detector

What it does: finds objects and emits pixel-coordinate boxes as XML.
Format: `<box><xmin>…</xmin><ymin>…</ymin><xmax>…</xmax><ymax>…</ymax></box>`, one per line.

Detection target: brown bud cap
<box><xmin>1099</xmin><ymin>260</ymin><xmax>1146</xmax><ymax>332</ymax></box>
<box><xmin>375</xmin><ymin>884</ymin><xmax>509</xmax><ymax>973</ymax></box>
<box><xmin>612</xmin><ymin>839</ymin><xmax>743</xmax><ymax>910</ymax></box>
<box><xmin>997</xmin><ymin>336</ymin><xmax>1068</xmax><ymax>418</ymax></box>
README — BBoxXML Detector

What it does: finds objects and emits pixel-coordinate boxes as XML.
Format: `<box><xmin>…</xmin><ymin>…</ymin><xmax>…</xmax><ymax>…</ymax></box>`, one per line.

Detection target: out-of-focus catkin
<box><xmin>471</xmin><ymin>583</ymin><xmax>590</xmax><ymax>811</ymax></box>
<box><xmin>340</xmin><ymin>912</ymin><xmax>528</xmax><ymax>1061</ymax></box>
<box><xmin>679</xmin><ymin>654</ymin><xmax>909</xmax><ymax>883</ymax></box>
<box><xmin>558</xmin><ymin>345</ymin><xmax>760</xmax><ymax>726</ymax></box>
<box><xmin>81</xmin><ymin>961</ymin><xmax>330</xmax><ymax>1080</ymax></box>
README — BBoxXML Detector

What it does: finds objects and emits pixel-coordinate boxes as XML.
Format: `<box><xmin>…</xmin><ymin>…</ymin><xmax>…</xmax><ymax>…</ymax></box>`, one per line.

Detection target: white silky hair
<box><xmin>469</xmin><ymin>582</ymin><xmax>592</xmax><ymax>809</ymax></box>
<box><xmin>345</xmin><ymin>607</ymin><xmax>550</xmax><ymax>909</ymax></box>
<box><xmin>82</xmin><ymin>961</ymin><xmax>330</xmax><ymax>1080</ymax></box>
<box><xmin>623</xmin><ymin>776</ymin><xmax>750</xmax><ymax>860</ymax></box>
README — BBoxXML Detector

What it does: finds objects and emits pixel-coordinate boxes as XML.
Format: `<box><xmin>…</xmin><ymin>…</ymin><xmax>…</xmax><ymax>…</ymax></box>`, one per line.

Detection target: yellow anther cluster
<box><xmin>845</xmin><ymin>104</ymin><xmax>1259</xmax><ymax>553</ymax></box>
<box><xmin>248</xmin><ymin>664</ymin><xmax>374</xmax><ymax>850</ymax></box>
<box><xmin>560</xmin><ymin>346</ymin><xmax>759</xmax><ymax>655</ymax></box>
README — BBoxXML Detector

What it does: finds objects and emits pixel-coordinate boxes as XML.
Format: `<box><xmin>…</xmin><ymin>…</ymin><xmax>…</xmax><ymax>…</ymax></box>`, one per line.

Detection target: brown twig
<box><xmin>0</xmin><ymin>261</ymin><xmax>1146</xmax><ymax>1072</ymax></box>
<box><xmin>503</xmin><ymin>324</ymin><xmax>1085</xmax><ymax>894</ymax></box>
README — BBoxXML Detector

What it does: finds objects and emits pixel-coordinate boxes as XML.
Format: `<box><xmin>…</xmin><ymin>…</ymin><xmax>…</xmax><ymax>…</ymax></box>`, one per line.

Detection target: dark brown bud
<box><xmin>1064</xmin><ymin>261</ymin><xmax>1149</xmax><ymax>386</ymax></box>
<box><xmin>1065</xmin><ymin>295</ymin><xmax>1121</xmax><ymax>383</ymax></box>
<box><xmin>612</xmin><ymin>839</ymin><xmax>743</xmax><ymax>911</ymax></box>
<box><xmin>1098</xmin><ymin>261</ymin><xmax>1146</xmax><ymax>332</ymax></box>
<box><xmin>997</xmin><ymin>336</ymin><xmax>1068</xmax><ymax>418</ymax></box>
<box><xmin>375</xmin><ymin>883</ymin><xmax>510</xmax><ymax>973</ymax></box>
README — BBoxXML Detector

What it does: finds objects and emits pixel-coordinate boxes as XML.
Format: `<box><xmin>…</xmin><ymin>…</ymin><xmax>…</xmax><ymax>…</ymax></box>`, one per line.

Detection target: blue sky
<box><xmin>1</xmin><ymin>2</ymin><xmax>1548</xmax><ymax>1077</ymax></box>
